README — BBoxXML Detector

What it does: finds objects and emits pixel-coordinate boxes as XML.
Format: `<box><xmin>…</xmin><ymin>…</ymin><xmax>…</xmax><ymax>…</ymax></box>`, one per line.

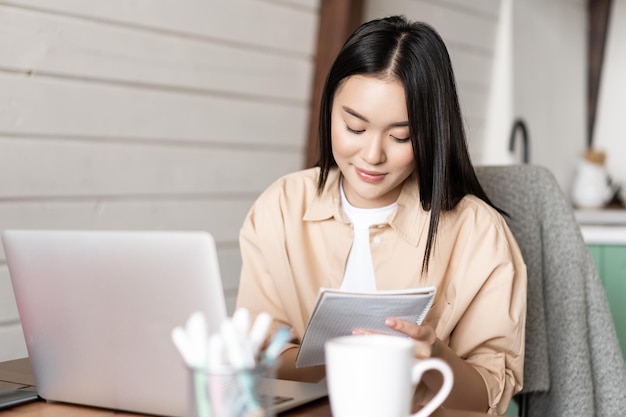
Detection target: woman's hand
<box><xmin>385</xmin><ymin>317</ymin><xmax>438</xmax><ymax>359</ymax></box>
<box><xmin>352</xmin><ymin>317</ymin><xmax>438</xmax><ymax>359</ymax></box>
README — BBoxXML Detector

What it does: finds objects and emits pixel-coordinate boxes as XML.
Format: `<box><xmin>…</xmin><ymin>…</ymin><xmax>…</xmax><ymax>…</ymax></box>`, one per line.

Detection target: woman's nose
<box><xmin>361</xmin><ymin>134</ymin><xmax>386</xmax><ymax>165</ymax></box>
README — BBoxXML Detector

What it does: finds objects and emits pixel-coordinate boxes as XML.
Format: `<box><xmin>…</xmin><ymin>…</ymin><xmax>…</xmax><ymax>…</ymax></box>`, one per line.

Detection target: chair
<box><xmin>474</xmin><ymin>164</ymin><xmax>626</xmax><ymax>417</ymax></box>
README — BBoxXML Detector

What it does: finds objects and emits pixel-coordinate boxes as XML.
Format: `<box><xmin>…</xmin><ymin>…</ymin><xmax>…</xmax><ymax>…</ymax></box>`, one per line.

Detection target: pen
<box><xmin>221</xmin><ymin>320</ymin><xmax>255</xmax><ymax>369</ymax></box>
<box><xmin>232</xmin><ymin>308</ymin><xmax>251</xmax><ymax>338</ymax></box>
<box><xmin>249</xmin><ymin>312</ymin><xmax>272</xmax><ymax>359</ymax></box>
<box><xmin>261</xmin><ymin>326</ymin><xmax>291</xmax><ymax>368</ymax></box>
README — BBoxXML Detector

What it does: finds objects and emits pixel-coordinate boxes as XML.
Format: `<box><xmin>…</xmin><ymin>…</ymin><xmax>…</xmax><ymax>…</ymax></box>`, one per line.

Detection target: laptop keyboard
<box><xmin>0</xmin><ymin>387</ymin><xmax>39</xmax><ymax>409</ymax></box>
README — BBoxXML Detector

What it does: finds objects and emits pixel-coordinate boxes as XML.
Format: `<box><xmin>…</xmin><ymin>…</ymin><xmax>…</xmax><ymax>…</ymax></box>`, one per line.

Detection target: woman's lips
<box><xmin>356</xmin><ymin>168</ymin><xmax>386</xmax><ymax>183</ymax></box>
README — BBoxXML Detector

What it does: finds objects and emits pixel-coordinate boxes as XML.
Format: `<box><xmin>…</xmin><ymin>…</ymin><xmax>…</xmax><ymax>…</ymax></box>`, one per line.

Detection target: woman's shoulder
<box><xmin>251</xmin><ymin>167</ymin><xmax>321</xmax><ymax>209</ymax></box>
<box><xmin>443</xmin><ymin>195</ymin><xmax>523</xmax><ymax>259</ymax></box>
<box><xmin>448</xmin><ymin>194</ymin><xmax>508</xmax><ymax>230</ymax></box>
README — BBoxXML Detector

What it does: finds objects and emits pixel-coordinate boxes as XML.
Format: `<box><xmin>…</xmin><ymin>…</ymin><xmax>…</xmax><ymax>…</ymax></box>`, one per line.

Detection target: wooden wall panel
<box><xmin>0</xmin><ymin>251</ymin><xmax>25</xmax><ymax>357</ymax></box>
<box><xmin>218</xmin><ymin>247</ymin><xmax>244</xmax><ymax>311</ymax></box>
<box><xmin>266</xmin><ymin>0</ymin><xmax>319</xmax><ymax>9</ymax></box>
<box><xmin>0</xmin><ymin>137</ymin><xmax>302</xmax><ymax>196</ymax></box>
<box><xmin>0</xmin><ymin>270</ymin><xmax>19</xmax><ymax>322</ymax></box>
<box><xmin>0</xmin><ymin>7</ymin><xmax>313</xmax><ymax>102</ymax></box>
<box><xmin>0</xmin><ymin>75</ymin><xmax>308</xmax><ymax>148</ymax></box>
<box><xmin>0</xmin><ymin>325</ymin><xmax>26</xmax><ymax>360</ymax></box>
<box><xmin>1</xmin><ymin>0</ymin><xmax>318</xmax><ymax>55</ymax></box>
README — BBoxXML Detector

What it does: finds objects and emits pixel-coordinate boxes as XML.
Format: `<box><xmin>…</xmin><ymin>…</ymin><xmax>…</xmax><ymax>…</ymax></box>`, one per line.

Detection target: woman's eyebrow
<box><xmin>342</xmin><ymin>106</ymin><xmax>409</xmax><ymax>128</ymax></box>
<box><xmin>342</xmin><ymin>106</ymin><xmax>368</xmax><ymax>122</ymax></box>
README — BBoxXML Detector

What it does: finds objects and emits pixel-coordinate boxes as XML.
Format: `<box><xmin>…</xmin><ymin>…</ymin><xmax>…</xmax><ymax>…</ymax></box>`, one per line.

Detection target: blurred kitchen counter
<box><xmin>575</xmin><ymin>208</ymin><xmax>626</xmax><ymax>244</ymax></box>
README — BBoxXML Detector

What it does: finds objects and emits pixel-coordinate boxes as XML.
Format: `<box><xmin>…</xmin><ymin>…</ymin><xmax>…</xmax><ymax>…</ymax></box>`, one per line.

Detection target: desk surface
<box><xmin>0</xmin><ymin>358</ymin><xmax>494</xmax><ymax>417</ymax></box>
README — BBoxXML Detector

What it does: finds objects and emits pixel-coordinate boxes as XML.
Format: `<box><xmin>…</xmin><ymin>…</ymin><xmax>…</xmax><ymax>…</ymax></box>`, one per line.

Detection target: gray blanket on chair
<box><xmin>476</xmin><ymin>165</ymin><xmax>626</xmax><ymax>417</ymax></box>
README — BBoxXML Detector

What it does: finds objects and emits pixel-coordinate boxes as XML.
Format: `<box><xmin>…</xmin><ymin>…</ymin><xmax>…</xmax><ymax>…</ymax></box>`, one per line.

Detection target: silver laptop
<box><xmin>2</xmin><ymin>229</ymin><xmax>327</xmax><ymax>416</ymax></box>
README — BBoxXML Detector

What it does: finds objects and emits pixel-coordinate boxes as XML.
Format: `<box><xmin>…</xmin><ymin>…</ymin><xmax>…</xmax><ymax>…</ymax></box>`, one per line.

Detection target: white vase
<box><xmin>571</xmin><ymin>159</ymin><xmax>613</xmax><ymax>209</ymax></box>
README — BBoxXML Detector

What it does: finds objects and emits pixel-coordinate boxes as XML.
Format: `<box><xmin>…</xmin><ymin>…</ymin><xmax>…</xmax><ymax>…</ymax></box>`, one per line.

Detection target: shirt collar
<box><xmin>303</xmin><ymin>167</ymin><xmax>343</xmax><ymax>222</ymax></box>
<box><xmin>304</xmin><ymin>168</ymin><xmax>428</xmax><ymax>246</ymax></box>
<box><xmin>390</xmin><ymin>172</ymin><xmax>428</xmax><ymax>246</ymax></box>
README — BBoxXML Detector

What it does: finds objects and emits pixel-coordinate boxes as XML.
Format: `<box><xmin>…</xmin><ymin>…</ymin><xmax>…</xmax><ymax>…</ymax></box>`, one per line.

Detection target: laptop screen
<box><xmin>3</xmin><ymin>230</ymin><xmax>227</xmax><ymax>417</ymax></box>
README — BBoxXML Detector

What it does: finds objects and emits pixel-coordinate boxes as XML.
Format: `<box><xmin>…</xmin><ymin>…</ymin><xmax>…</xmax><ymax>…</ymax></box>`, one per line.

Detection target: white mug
<box><xmin>324</xmin><ymin>335</ymin><xmax>453</xmax><ymax>417</ymax></box>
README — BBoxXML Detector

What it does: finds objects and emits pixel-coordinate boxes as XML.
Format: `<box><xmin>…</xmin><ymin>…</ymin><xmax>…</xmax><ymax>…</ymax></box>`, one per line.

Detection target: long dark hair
<box><xmin>316</xmin><ymin>15</ymin><xmax>500</xmax><ymax>273</ymax></box>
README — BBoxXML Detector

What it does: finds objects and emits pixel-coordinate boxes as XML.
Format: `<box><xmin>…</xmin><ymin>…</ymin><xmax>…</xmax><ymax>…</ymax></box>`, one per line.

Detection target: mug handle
<box><xmin>409</xmin><ymin>358</ymin><xmax>454</xmax><ymax>417</ymax></box>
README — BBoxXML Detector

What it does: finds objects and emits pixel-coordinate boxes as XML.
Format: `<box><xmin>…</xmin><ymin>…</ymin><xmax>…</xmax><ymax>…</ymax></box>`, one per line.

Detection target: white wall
<box><xmin>510</xmin><ymin>0</ymin><xmax>587</xmax><ymax>191</ymax></box>
<box><xmin>483</xmin><ymin>0</ymin><xmax>514</xmax><ymax>166</ymax></box>
<box><xmin>0</xmin><ymin>0</ymin><xmax>320</xmax><ymax>361</ymax></box>
<box><xmin>594</xmin><ymin>0</ymin><xmax>626</xmax><ymax>189</ymax></box>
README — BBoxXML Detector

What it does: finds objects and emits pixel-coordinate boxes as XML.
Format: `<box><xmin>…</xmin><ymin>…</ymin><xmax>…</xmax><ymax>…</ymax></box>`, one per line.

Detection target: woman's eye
<box><xmin>345</xmin><ymin>125</ymin><xmax>365</xmax><ymax>134</ymax></box>
<box><xmin>392</xmin><ymin>135</ymin><xmax>411</xmax><ymax>143</ymax></box>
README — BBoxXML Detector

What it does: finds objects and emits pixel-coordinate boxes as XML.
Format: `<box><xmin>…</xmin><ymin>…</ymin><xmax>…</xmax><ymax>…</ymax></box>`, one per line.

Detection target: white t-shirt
<box><xmin>339</xmin><ymin>183</ymin><xmax>396</xmax><ymax>292</ymax></box>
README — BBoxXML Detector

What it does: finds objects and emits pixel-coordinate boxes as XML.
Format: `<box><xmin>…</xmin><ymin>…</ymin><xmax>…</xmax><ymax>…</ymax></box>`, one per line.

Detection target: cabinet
<box><xmin>588</xmin><ymin>244</ymin><xmax>626</xmax><ymax>362</ymax></box>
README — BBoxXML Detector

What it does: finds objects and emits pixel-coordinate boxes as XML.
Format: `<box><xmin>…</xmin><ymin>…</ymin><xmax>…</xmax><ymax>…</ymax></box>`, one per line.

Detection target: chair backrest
<box><xmin>474</xmin><ymin>164</ymin><xmax>626</xmax><ymax>417</ymax></box>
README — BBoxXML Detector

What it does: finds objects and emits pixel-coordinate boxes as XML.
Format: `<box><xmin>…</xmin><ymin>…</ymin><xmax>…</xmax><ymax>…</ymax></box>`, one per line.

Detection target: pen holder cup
<box><xmin>189</xmin><ymin>365</ymin><xmax>276</xmax><ymax>417</ymax></box>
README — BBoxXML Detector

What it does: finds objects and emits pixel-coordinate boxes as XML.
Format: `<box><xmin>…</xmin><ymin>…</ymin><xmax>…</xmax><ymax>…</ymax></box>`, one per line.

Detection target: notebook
<box><xmin>296</xmin><ymin>286</ymin><xmax>436</xmax><ymax>367</ymax></box>
<box><xmin>2</xmin><ymin>229</ymin><xmax>327</xmax><ymax>416</ymax></box>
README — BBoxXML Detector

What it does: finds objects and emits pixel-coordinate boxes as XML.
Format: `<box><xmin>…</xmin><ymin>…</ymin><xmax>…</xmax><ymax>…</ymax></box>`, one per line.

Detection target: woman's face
<box><xmin>331</xmin><ymin>75</ymin><xmax>415</xmax><ymax>208</ymax></box>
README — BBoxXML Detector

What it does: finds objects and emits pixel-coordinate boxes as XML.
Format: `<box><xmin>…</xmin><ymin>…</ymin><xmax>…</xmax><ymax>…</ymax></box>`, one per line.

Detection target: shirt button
<box><xmin>373</xmin><ymin>236</ymin><xmax>382</xmax><ymax>244</ymax></box>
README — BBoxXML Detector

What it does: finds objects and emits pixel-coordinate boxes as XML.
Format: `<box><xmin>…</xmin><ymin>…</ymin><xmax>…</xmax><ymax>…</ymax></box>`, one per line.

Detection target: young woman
<box><xmin>236</xmin><ymin>15</ymin><xmax>526</xmax><ymax>415</ymax></box>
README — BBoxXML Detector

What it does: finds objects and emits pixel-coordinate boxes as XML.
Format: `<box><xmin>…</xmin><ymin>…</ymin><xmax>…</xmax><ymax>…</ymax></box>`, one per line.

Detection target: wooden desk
<box><xmin>0</xmin><ymin>358</ymin><xmax>494</xmax><ymax>417</ymax></box>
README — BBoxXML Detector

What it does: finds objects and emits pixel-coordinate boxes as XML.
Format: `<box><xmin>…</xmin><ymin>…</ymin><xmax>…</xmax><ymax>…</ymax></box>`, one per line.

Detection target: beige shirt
<box><xmin>236</xmin><ymin>167</ymin><xmax>526</xmax><ymax>414</ymax></box>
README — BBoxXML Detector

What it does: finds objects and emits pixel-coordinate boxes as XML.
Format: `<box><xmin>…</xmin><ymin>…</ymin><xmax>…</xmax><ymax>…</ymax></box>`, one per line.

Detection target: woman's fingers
<box><xmin>385</xmin><ymin>318</ymin><xmax>431</xmax><ymax>341</ymax></box>
<box><xmin>350</xmin><ymin>319</ymin><xmax>437</xmax><ymax>359</ymax></box>
<box><xmin>385</xmin><ymin>317</ymin><xmax>437</xmax><ymax>358</ymax></box>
